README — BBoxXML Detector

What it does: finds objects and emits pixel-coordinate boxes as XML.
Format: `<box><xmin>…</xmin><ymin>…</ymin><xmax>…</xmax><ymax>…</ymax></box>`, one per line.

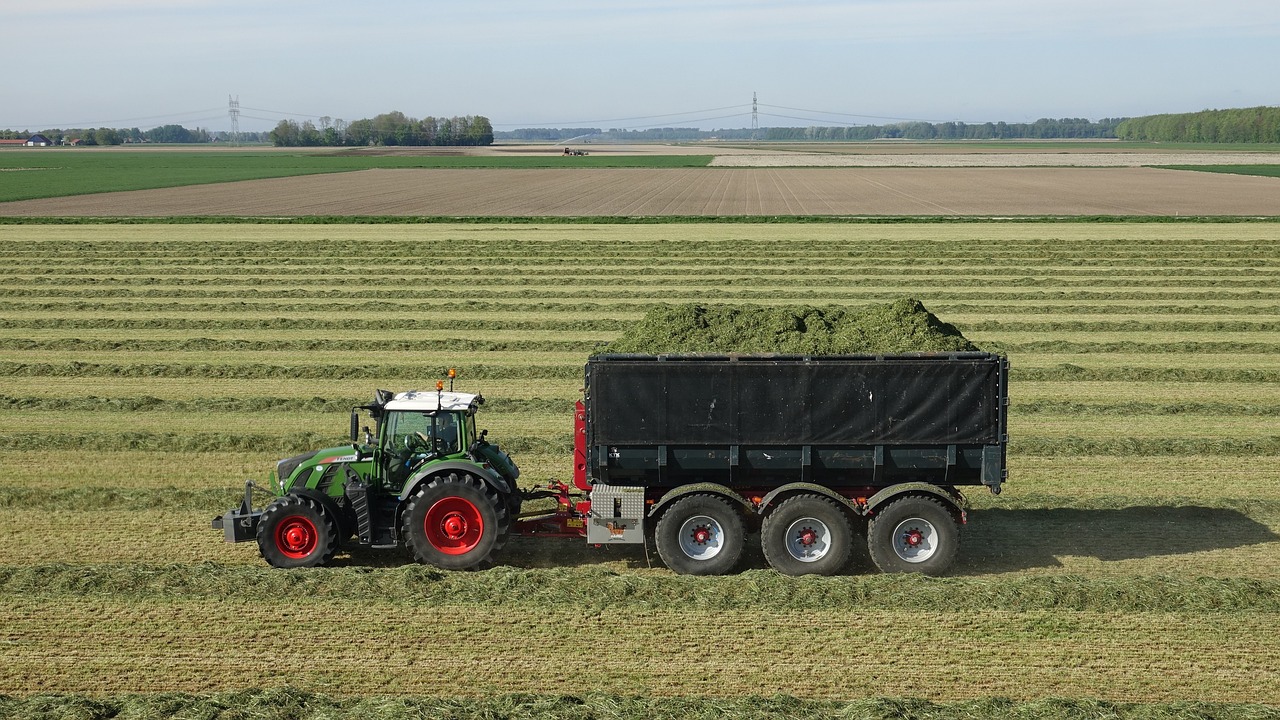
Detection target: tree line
<box><xmin>269</xmin><ymin>112</ymin><xmax>493</xmax><ymax>147</ymax></box>
<box><xmin>768</xmin><ymin>117</ymin><xmax>1127</xmax><ymax>141</ymax></box>
<box><xmin>1115</xmin><ymin>106</ymin><xmax>1280</xmax><ymax>143</ymax></box>
<box><xmin>0</xmin><ymin>125</ymin><xmax>267</xmax><ymax>146</ymax></box>
<box><xmin>496</xmin><ymin>118</ymin><xmax>1126</xmax><ymax>142</ymax></box>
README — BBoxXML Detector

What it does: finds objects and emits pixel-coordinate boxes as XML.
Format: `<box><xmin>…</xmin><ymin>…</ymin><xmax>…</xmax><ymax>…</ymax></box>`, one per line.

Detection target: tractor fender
<box><xmin>756</xmin><ymin>482</ymin><xmax>863</xmax><ymax>516</ymax></box>
<box><xmin>288</xmin><ymin>488</ymin><xmax>347</xmax><ymax>525</ymax></box>
<box><xmin>398</xmin><ymin>460</ymin><xmax>511</xmax><ymax>502</ymax></box>
<box><xmin>647</xmin><ymin>482</ymin><xmax>751</xmax><ymax>518</ymax></box>
<box><xmin>864</xmin><ymin>482</ymin><xmax>966</xmax><ymax>521</ymax></box>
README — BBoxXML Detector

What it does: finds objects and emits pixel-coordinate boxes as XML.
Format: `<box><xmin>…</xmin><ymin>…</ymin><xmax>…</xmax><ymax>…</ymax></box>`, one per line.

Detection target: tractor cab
<box><xmin>373</xmin><ymin>390</ymin><xmax>481</xmax><ymax>492</ymax></box>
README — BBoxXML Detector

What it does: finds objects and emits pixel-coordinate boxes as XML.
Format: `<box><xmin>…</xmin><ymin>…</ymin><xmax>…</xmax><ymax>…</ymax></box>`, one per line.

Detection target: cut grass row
<box><xmin>7</xmin><ymin>377</ymin><xmax>1278</xmax><ymax>406</ymax></box>
<box><xmin>5</xmin><ymin>689</ymin><xmax>1274</xmax><ymax>720</ymax></box>
<box><xmin>4</xmin><ymin>450</ymin><xmax>1275</xmax><ymax>500</ymax></box>
<box><xmin>1</xmin><ymin>218</ymin><xmax>1274</xmax><ymax>238</ymax></box>
<box><xmin>6</xmin><ymin>290</ymin><xmax>1279</xmax><ymax>302</ymax></box>
<box><xmin>5</xmin><ymin>264</ymin><xmax>1279</xmax><ymax>278</ymax></box>
<box><xmin>5</xmin><ymin>432</ymin><xmax>1278</xmax><ymax>457</ymax></box>
<box><xmin>7</xmin><ymin>484</ymin><xmax>1280</xmax><ymax>516</ymax></box>
<box><xmin>0</xmin><ymin>596</ymin><xmax>1276</xmax><ymax>702</ymax></box>
<box><xmin>5</xmin><ymin>312</ymin><xmax>1279</xmax><ymax>329</ymax></box>
<box><xmin>3</xmin><ymin>563</ymin><xmax>1279</xmax><ymax>613</ymax></box>
<box><xmin>3</xmin><ymin>408</ymin><xmax>1274</xmax><ymax>444</ymax></box>
<box><xmin>0</xmin><ymin>327</ymin><xmax>1276</xmax><ymax>345</ymax></box>
<box><xmin>6</xmin><ymin>394</ymin><xmax>1279</xmax><ymax>417</ymax></box>
<box><xmin>3</xmin><ymin>361</ymin><xmax>1279</xmax><ymax>384</ymax></box>
<box><xmin>4</xmin><ymin>504</ymin><xmax>1276</xmax><ymax>576</ymax></box>
<box><xmin>5</xmin><ymin>337</ymin><xmax>1280</xmax><ymax>355</ymax></box>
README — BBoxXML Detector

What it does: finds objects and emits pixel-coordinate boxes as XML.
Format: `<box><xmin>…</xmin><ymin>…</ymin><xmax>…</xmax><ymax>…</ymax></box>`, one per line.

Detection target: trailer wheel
<box><xmin>402</xmin><ymin>473</ymin><xmax>509</xmax><ymax>570</ymax></box>
<box><xmin>867</xmin><ymin>495</ymin><xmax>959</xmax><ymax>575</ymax></box>
<box><xmin>257</xmin><ymin>495</ymin><xmax>339</xmax><ymax>568</ymax></box>
<box><xmin>761</xmin><ymin>494</ymin><xmax>854</xmax><ymax>576</ymax></box>
<box><xmin>654</xmin><ymin>494</ymin><xmax>745</xmax><ymax>576</ymax></box>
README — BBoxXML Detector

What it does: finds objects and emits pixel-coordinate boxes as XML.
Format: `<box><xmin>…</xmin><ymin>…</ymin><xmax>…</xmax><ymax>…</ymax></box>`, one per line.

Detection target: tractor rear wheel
<box><xmin>257</xmin><ymin>495</ymin><xmax>339</xmax><ymax>568</ymax></box>
<box><xmin>654</xmin><ymin>494</ymin><xmax>745</xmax><ymax>576</ymax></box>
<box><xmin>867</xmin><ymin>495</ymin><xmax>959</xmax><ymax>575</ymax></box>
<box><xmin>402</xmin><ymin>473</ymin><xmax>510</xmax><ymax>570</ymax></box>
<box><xmin>761</xmin><ymin>494</ymin><xmax>853</xmax><ymax>576</ymax></box>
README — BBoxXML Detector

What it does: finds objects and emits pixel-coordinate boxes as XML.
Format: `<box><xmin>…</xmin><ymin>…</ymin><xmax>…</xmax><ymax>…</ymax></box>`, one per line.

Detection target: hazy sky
<box><xmin>4</xmin><ymin>0</ymin><xmax>1278</xmax><ymax>133</ymax></box>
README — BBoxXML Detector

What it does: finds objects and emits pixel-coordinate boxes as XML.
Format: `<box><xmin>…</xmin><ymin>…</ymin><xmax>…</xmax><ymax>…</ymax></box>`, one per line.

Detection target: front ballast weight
<box><xmin>211</xmin><ymin>479</ymin><xmax>263</xmax><ymax>543</ymax></box>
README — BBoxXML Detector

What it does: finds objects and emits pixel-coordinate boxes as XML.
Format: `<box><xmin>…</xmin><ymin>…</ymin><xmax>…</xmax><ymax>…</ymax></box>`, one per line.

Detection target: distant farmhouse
<box><xmin>0</xmin><ymin>134</ymin><xmax>53</xmax><ymax>147</ymax></box>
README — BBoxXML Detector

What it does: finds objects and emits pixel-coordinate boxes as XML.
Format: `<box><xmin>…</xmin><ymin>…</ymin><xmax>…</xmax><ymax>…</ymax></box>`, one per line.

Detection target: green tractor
<box><xmin>213</xmin><ymin>381</ymin><xmax>521</xmax><ymax>570</ymax></box>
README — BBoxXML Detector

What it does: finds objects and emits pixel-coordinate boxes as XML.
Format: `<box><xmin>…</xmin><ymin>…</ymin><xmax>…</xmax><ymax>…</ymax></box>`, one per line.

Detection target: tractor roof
<box><xmin>385</xmin><ymin>390</ymin><xmax>480</xmax><ymax>413</ymax></box>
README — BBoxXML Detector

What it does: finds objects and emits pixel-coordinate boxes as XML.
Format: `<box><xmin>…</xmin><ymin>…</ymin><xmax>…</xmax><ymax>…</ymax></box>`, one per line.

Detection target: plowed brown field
<box><xmin>1</xmin><ymin>166</ymin><xmax>1276</xmax><ymax>216</ymax></box>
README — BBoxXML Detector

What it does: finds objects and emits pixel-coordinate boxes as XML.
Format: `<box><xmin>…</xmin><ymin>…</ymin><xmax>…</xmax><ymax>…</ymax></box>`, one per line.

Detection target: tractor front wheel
<box><xmin>257</xmin><ymin>495</ymin><xmax>339</xmax><ymax>568</ymax></box>
<box><xmin>402</xmin><ymin>473</ymin><xmax>509</xmax><ymax>570</ymax></box>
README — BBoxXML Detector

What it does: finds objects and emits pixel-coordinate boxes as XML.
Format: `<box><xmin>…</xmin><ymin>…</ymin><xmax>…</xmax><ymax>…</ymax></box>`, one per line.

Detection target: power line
<box><xmin>759</xmin><ymin>103</ymin><xmax>932</xmax><ymax>123</ymax></box>
<box><xmin>492</xmin><ymin>104</ymin><xmax>750</xmax><ymax>128</ymax></box>
<box><xmin>239</xmin><ymin>105</ymin><xmax>329</xmax><ymax>119</ymax></box>
<box><xmin>759</xmin><ymin>112</ymin><xmax>872</xmax><ymax>127</ymax></box>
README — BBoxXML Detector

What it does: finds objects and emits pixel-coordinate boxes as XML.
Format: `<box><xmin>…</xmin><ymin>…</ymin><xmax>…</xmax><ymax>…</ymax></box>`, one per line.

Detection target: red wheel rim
<box><xmin>275</xmin><ymin>515</ymin><xmax>318</xmax><ymax>559</ymax></box>
<box><xmin>424</xmin><ymin>496</ymin><xmax>484</xmax><ymax>555</ymax></box>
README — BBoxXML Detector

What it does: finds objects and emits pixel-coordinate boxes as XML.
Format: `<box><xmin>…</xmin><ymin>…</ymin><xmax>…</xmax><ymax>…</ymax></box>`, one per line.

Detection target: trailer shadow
<box><xmin>956</xmin><ymin>505</ymin><xmax>1279</xmax><ymax>575</ymax></box>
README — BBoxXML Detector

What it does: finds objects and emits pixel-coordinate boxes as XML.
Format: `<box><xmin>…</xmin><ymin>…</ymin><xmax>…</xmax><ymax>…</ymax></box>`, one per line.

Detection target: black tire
<box><xmin>654</xmin><ymin>494</ymin><xmax>745</xmax><ymax>576</ymax></box>
<box><xmin>761</xmin><ymin>494</ymin><xmax>854</xmax><ymax>576</ymax></box>
<box><xmin>402</xmin><ymin>472</ymin><xmax>510</xmax><ymax>570</ymax></box>
<box><xmin>257</xmin><ymin>494</ymin><xmax>339</xmax><ymax>568</ymax></box>
<box><xmin>867</xmin><ymin>495</ymin><xmax>959</xmax><ymax>575</ymax></box>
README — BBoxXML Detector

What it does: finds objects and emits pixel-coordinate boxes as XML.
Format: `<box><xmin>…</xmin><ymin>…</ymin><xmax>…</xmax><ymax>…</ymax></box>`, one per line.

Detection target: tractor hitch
<box><xmin>211</xmin><ymin>479</ymin><xmax>264</xmax><ymax>543</ymax></box>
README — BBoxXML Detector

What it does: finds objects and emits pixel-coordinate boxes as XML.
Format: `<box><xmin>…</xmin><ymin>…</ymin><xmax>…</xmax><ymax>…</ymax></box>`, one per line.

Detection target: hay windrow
<box><xmin>603</xmin><ymin>298</ymin><xmax>979</xmax><ymax>355</ymax></box>
<box><xmin>2</xmin><ymin>563</ymin><xmax>1277</xmax><ymax>613</ymax></box>
<box><xmin>0</xmin><ymin>690</ymin><xmax>1273</xmax><ymax>720</ymax></box>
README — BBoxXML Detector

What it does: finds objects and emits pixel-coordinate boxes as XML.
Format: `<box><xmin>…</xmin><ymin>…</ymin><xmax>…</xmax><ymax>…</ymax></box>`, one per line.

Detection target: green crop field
<box><xmin>0</xmin><ymin>221</ymin><xmax>1277</xmax><ymax>719</ymax></box>
<box><xmin>0</xmin><ymin>150</ymin><xmax>712</xmax><ymax>203</ymax></box>
<box><xmin>1160</xmin><ymin>164</ymin><xmax>1280</xmax><ymax>178</ymax></box>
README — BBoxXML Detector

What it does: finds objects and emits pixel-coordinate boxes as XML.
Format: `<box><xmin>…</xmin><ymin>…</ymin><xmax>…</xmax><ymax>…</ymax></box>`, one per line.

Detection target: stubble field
<box><xmin>0</xmin><ymin>221</ymin><xmax>1278</xmax><ymax>718</ymax></box>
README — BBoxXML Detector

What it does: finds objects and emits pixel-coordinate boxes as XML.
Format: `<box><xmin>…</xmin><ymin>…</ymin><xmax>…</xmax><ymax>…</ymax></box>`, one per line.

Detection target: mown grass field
<box><xmin>0</xmin><ymin>222</ymin><xmax>1277</xmax><ymax>717</ymax></box>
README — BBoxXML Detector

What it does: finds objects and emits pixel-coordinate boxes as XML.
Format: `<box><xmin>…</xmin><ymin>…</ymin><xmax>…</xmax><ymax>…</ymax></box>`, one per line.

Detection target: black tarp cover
<box><xmin>587</xmin><ymin>354</ymin><xmax>1002</xmax><ymax>446</ymax></box>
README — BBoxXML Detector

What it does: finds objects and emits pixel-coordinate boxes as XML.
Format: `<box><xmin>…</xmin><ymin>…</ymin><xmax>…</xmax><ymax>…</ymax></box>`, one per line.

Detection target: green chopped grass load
<box><xmin>603</xmin><ymin>298</ymin><xmax>980</xmax><ymax>355</ymax></box>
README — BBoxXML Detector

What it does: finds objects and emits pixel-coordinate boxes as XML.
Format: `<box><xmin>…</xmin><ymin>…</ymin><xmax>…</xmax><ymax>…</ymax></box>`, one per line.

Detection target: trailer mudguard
<box><xmin>398</xmin><ymin>460</ymin><xmax>511</xmax><ymax>502</ymax></box>
<box><xmin>647</xmin><ymin>482</ymin><xmax>752</xmax><ymax>517</ymax></box>
<box><xmin>756</xmin><ymin>482</ymin><xmax>864</xmax><ymax>516</ymax></box>
<box><xmin>865</xmin><ymin>482</ymin><xmax>965</xmax><ymax>520</ymax></box>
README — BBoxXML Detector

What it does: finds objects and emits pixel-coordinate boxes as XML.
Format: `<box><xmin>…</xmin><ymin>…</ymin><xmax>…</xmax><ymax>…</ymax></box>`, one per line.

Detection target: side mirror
<box><xmin>349</xmin><ymin>411</ymin><xmax>359</xmax><ymax>442</ymax></box>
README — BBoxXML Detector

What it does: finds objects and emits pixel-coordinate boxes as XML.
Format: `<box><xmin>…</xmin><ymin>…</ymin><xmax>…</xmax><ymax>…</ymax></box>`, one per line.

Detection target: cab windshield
<box><xmin>384</xmin><ymin>410</ymin><xmax>462</xmax><ymax>456</ymax></box>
